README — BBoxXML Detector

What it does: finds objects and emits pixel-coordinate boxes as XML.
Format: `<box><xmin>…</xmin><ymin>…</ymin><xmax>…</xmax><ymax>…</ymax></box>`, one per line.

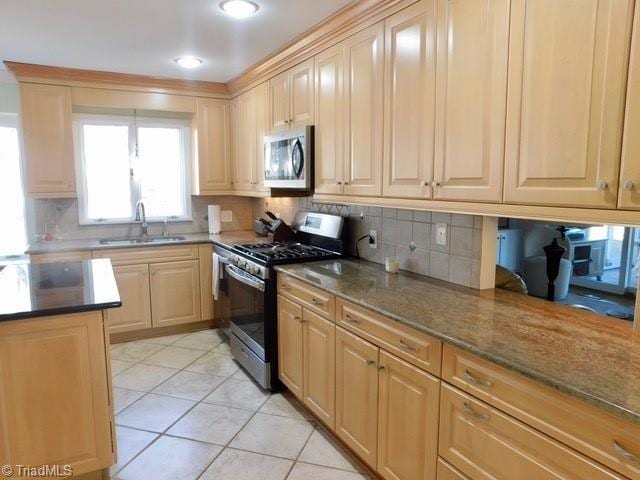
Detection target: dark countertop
<box><xmin>26</xmin><ymin>231</ymin><xmax>265</xmax><ymax>254</ymax></box>
<box><xmin>0</xmin><ymin>259</ymin><xmax>122</xmax><ymax>321</ymax></box>
<box><xmin>275</xmin><ymin>259</ymin><xmax>640</xmax><ymax>425</ymax></box>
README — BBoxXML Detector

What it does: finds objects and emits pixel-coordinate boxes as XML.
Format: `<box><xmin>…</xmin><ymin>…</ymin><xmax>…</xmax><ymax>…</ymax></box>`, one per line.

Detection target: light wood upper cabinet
<box><xmin>504</xmin><ymin>0</ymin><xmax>634</xmax><ymax>208</ymax></box>
<box><xmin>0</xmin><ymin>312</ymin><xmax>113</xmax><ymax>475</ymax></box>
<box><xmin>253</xmin><ymin>81</ymin><xmax>270</xmax><ymax>191</ymax></box>
<box><xmin>377</xmin><ymin>350</ymin><xmax>440</xmax><ymax>480</ymax></box>
<box><xmin>20</xmin><ymin>83</ymin><xmax>76</xmax><ymax>198</ymax></box>
<box><xmin>302</xmin><ymin>308</ymin><xmax>336</xmax><ymax>429</ymax></box>
<box><xmin>619</xmin><ymin>4</ymin><xmax>640</xmax><ymax>210</ymax></box>
<box><xmin>277</xmin><ymin>294</ymin><xmax>304</xmax><ymax>399</ymax></box>
<box><xmin>106</xmin><ymin>263</ymin><xmax>152</xmax><ymax>334</ymax></box>
<box><xmin>269</xmin><ymin>59</ymin><xmax>314</xmax><ymax>133</ymax></box>
<box><xmin>290</xmin><ymin>59</ymin><xmax>315</xmax><ymax>128</ymax></box>
<box><xmin>193</xmin><ymin>97</ymin><xmax>232</xmax><ymax>193</ymax></box>
<box><xmin>433</xmin><ymin>0</ymin><xmax>509</xmax><ymax>202</ymax></box>
<box><xmin>233</xmin><ymin>90</ymin><xmax>257</xmax><ymax>191</ymax></box>
<box><xmin>383</xmin><ymin>0</ymin><xmax>436</xmax><ymax>199</ymax></box>
<box><xmin>269</xmin><ymin>70</ymin><xmax>290</xmax><ymax>132</ymax></box>
<box><xmin>314</xmin><ymin>44</ymin><xmax>346</xmax><ymax>195</ymax></box>
<box><xmin>149</xmin><ymin>260</ymin><xmax>201</xmax><ymax>327</ymax></box>
<box><xmin>343</xmin><ymin>22</ymin><xmax>385</xmax><ymax>197</ymax></box>
<box><xmin>335</xmin><ymin>326</ymin><xmax>379</xmax><ymax>469</ymax></box>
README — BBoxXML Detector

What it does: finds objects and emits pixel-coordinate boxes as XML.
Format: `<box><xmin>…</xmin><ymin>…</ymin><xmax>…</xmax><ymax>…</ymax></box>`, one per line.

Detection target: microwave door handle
<box><xmin>225</xmin><ymin>264</ymin><xmax>265</xmax><ymax>292</ymax></box>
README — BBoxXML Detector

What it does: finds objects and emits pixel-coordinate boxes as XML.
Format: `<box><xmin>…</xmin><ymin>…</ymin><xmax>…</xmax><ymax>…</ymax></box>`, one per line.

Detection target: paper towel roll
<box><xmin>208</xmin><ymin>205</ymin><xmax>221</xmax><ymax>234</ymax></box>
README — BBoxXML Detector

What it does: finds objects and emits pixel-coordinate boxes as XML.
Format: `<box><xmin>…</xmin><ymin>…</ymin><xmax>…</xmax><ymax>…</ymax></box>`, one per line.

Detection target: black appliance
<box><xmin>214</xmin><ymin>211</ymin><xmax>345</xmax><ymax>390</ymax></box>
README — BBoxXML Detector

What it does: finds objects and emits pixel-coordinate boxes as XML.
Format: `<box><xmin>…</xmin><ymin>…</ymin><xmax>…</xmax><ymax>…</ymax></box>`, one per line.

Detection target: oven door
<box><xmin>224</xmin><ymin>263</ymin><xmax>267</xmax><ymax>360</ymax></box>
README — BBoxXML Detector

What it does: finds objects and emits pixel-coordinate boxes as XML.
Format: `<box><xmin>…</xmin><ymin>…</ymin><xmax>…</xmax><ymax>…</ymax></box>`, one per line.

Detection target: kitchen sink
<box><xmin>99</xmin><ymin>236</ymin><xmax>187</xmax><ymax>246</ymax></box>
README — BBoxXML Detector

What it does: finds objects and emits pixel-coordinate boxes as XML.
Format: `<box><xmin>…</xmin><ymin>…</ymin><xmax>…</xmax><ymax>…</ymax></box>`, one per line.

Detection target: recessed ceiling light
<box><xmin>220</xmin><ymin>0</ymin><xmax>259</xmax><ymax>18</ymax></box>
<box><xmin>174</xmin><ymin>56</ymin><xmax>203</xmax><ymax>69</ymax></box>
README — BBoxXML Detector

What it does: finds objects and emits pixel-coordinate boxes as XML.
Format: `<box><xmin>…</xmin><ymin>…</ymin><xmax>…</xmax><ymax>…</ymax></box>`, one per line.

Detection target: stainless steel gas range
<box><xmin>213</xmin><ymin>211</ymin><xmax>346</xmax><ymax>390</ymax></box>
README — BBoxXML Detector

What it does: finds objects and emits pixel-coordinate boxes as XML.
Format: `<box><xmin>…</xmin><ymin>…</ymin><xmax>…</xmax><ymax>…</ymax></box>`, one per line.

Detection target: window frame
<box><xmin>74</xmin><ymin>113</ymin><xmax>192</xmax><ymax>225</ymax></box>
<box><xmin>0</xmin><ymin>112</ymin><xmax>28</xmax><ymax>258</ymax></box>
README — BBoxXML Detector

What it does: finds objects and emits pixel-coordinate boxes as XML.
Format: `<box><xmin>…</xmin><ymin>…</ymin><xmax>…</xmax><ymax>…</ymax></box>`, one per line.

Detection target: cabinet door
<box><xmin>234</xmin><ymin>90</ymin><xmax>256</xmax><ymax>191</ymax></box>
<box><xmin>343</xmin><ymin>22</ymin><xmax>385</xmax><ymax>197</ymax></box>
<box><xmin>314</xmin><ymin>43</ymin><xmax>346</xmax><ymax>195</ymax></box>
<box><xmin>290</xmin><ymin>59</ymin><xmax>315</xmax><ymax>128</ymax></box>
<box><xmin>383</xmin><ymin>0</ymin><xmax>436</xmax><ymax>199</ymax></box>
<box><xmin>433</xmin><ymin>0</ymin><xmax>509</xmax><ymax>202</ymax></box>
<box><xmin>106</xmin><ymin>263</ymin><xmax>152</xmax><ymax>334</ymax></box>
<box><xmin>619</xmin><ymin>4</ymin><xmax>640</xmax><ymax>210</ymax></box>
<box><xmin>20</xmin><ymin>83</ymin><xmax>75</xmax><ymax>198</ymax></box>
<box><xmin>149</xmin><ymin>260</ymin><xmax>201</xmax><ymax>327</ymax></box>
<box><xmin>302</xmin><ymin>308</ymin><xmax>335</xmax><ymax>429</ymax></box>
<box><xmin>335</xmin><ymin>326</ymin><xmax>379</xmax><ymax>469</ymax></box>
<box><xmin>504</xmin><ymin>0</ymin><xmax>634</xmax><ymax>208</ymax></box>
<box><xmin>277</xmin><ymin>295</ymin><xmax>304</xmax><ymax>399</ymax></box>
<box><xmin>0</xmin><ymin>312</ymin><xmax>113</xmax><ymax>475</ymax></box>
<box><xmin>194</xmin><ymin>97</ymin><xmax>232</xmax><ymax>193</ymax></box>
<box><xmin>253</xmin><ymin>81</ymin><xmax>270</xmax><ymax>191</ymax></box>
<box><xmin>377</xmin><ymin>351</ymin><xmax>440</xmax><ymax>480</ymax></box>
<box><xmin>269</xmin><ymin>70</ymin><xmax>290</xmax><ymax>132</ymax></box>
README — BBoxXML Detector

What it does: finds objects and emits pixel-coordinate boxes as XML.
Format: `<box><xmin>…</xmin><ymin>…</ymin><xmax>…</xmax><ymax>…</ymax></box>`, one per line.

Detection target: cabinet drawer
<box><xmin>278</xmin><ymin>274</ymin><xmax>335</xmax><ymax>320</ymax></box>
<box><xmin>93</xmin><ymin>244</ymin><xmax>199</xmax><ymax>265</ymax></box>
<box><xmin>442</xmin><ymin>345</ymin><xmax>640</xmax><ymax>479</ymax></box>
<box><xmin>336</xmin><ymin>299</ymin><xmax>441</xmax><ymax>376</ymax></box>
<box><xmin>439</xmin><ymin>384</ymin><xmax>624</xmax><ymax>480</ymax></box>
<box><xmin>30</xmin><ymin>251</ymin><xmax>92</xmax><ymax>264</ymax></box>
<box><xmin>437</xmin><ymin>459</ymin><xmax>469</xmax><ymax>480</ymax></box>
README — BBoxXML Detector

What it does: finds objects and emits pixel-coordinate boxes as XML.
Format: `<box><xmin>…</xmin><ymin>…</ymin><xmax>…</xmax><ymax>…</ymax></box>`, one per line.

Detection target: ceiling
<box><xmin>0</xmin><ymin>0</ymin><xmax>353</xmax><ymax>83</ymax></box>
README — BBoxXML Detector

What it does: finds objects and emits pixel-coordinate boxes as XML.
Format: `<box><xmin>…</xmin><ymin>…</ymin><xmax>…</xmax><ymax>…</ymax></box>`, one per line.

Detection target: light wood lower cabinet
<box><xmin>106</xmin><ymin>264</ymin><xmax>152</xmax><ymax>334</ymax></box>
<box><xmin>277</xmin><ymin>294</ymin><xmax>304</xmax><ymax>398</ymax></box>
<box><xmin>437</xmin><ymin>459</ymin><xmax>469</xmax><ymax>480</ymax></box>
<box><xmin>335</xmin><ymin>326</ymin><xmax>379</xmax><ymax>469</ymax></box>
<box><xmin>0</xmin><ymin>312</ymin><xmax>114</xmax><ymax>475</ymax></box>
<box><xmin>302</xmin><ymin>308</ymin><xmax>336</xmax><ymax>428</ymax></box>
<box><xmin>30</xmin><ymin>250</ymin><xmax>92</xmax><ymax>264</ymax></box>
<box><xmin>149</xmin><ymin>260</ymin><xmax>201</xmax><ymax>328</ymax></box>
<box><xmin>377</xmin><ymin>351</ymin><xmax>440</xmax><ymax>480</ymax></box>
<box><xmin>439</xmin><ymin>384</ymin><xmax>624</xmax><ymax>480</ymax></box>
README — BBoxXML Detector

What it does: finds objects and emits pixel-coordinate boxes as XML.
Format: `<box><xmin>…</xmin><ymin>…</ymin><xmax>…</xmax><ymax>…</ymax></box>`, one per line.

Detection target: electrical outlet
<box><xmin>221</xmin><ymin>210</ymin><xmax>233</xmax><ymax>222</ymax></box>
<box><xmin>436</xmin><ymin>223</ymin><xmax>447</xmax><ymax>246</ymax></box>
<box><xmin>369</xmin><ymin>230</ymin><xmax>378</xmax><ymax>249</ymax></box>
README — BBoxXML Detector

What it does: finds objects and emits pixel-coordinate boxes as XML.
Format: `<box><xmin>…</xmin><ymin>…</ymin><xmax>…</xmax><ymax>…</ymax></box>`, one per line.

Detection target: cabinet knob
<box><xmin>336</xmin><ymin>181</ymin><xmax>342</xmax><ymax>185</ymax></box>
<box><xmin>623</xmin><ymin>180</ymin><xmax>635</xmax><ymax>191</ymax></box>
<box><xmin>597</xmin><ymin>180</ymin><xmax>608</xmax><ymax>191</ymax></box>
<box><xmin>344</xmin><ymin>181</ymin><xmax>349</xmax><ymax>186</ymax></box>
<box><xmin>366</xmin><ymin>359</ymin><xmax>376</xmax><ymax>366</ymax></box>
<box><xmin>284</xmin><ymin>119</ymin><xmax>290</xmax><ymax>124</ymax></box>
<box><xmin>432</xmin><ymin>181</ymin><xmax>441</xmax><ymax>188</ymax></box>
<box><xmin>420</xmin><ymin>181</ymin><xmax>427</xmax><ymax>187</ymax></box>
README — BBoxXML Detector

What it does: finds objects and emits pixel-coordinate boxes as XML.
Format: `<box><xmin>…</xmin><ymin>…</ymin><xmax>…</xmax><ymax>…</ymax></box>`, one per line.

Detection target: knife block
<box><xmin>267</xmin><ymin>220</ymin><xmax>295</xmax><ymax>242</ymax></box>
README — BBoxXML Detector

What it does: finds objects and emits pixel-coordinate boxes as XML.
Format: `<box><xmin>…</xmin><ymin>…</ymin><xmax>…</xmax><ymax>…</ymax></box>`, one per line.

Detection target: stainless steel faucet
<box><xmin>134</xmin><ymin>200</ymin><xmax>148</xmax><ymax>238</ymax></box>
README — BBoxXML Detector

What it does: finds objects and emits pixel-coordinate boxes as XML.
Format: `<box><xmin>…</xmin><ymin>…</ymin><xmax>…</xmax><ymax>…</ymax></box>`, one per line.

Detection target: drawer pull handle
<box><xmin>463</xmin><ymin>402</ymin><xmax>490</xmax><ymax>421</ymax></box>
<box><xmin>366</xmin><ymin>359</ymin><xmax>376</xmax><ymax>366</ymax></box>
<box><xmin>294</xmin><ymin>316</ymin><xmax>306</xmax><ymax>323</ymax></box>
<box><xmin>398</xmin><ymin>339</ymin><xmax>418</xmax><ymax>352</ymax></box>
<box><xmin>344</xmin><ymin>314</ymin><xmax>360</xmax><ymax>324</ymax></box>
<box><xmin>613</xmin><ymin>441</ymin><xmax>640</xmax><ymax>464</ymax></box>
<box><xmin>311</xmin><ymin>297</ymin><xmax>325</xmax><ymax>305</ymax></box>
<box><xmin>281</xmin><ymin>283</ymin><xmax>287</xmax><ymax>289</ymax></box>
<box><xmin>464</xmin><ymin>369</ymin><xmax>493</xmax><ymax>388</ymax></box>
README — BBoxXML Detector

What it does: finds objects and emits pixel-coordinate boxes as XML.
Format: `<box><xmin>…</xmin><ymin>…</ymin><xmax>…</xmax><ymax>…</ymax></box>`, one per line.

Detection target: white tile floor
<box><xmin>109</xmin><ymin>330</ymin><xmax>371</xmax><ymax>480</ymax></box>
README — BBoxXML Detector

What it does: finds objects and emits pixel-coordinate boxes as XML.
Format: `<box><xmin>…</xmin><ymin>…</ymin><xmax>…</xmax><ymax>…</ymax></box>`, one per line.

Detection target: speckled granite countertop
<box><xmin>26</xmin><ymin>231</ymin><xmax>265</xmax><ymax>254</ymax></box>
<box><xmin>275</xmin><ymin>259</ymin><xmax>640</xmax><ymax>424</ymax></box>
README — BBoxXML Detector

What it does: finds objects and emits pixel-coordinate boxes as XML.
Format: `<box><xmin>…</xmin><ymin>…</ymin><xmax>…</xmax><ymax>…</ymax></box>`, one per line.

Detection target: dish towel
<box><xmin>212</xmin><ymin>252</ymin><xmax>223</xmax><ymax>301</ymax></box>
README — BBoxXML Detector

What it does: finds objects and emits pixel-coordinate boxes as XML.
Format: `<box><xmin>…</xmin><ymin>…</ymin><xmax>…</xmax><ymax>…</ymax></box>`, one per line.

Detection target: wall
<box><xmin>253</xmin><ymin>196</ymin><xmax>484</xmax><ymax>288</ymax></box>
<box><xmin>32</xmin><ymin>195</ymin><xmax>254</xmax><ymax>240</ymax></box>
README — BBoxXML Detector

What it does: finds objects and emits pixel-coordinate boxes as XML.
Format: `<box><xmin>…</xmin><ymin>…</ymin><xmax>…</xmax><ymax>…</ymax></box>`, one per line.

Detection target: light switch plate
<box><xmin>436</xmin><ymin>223</ymin><xmax>447</xmax><ymax>246</ymax></box>
<box><xmin>221</xmin><ymin>210</ymin><xmax>233</xmax><ymax>222</ymax></box>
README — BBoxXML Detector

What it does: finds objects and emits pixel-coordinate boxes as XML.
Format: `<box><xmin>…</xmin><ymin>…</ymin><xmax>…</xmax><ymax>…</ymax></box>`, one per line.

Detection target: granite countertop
<box><xmin>26</xmin><ymin>231</ymin><xmax>266</xmax><ymax>254</ymax></box>
<box><xmin>0</xmin><ymin>258</ymin><xmax>122</xmax><ymax>321</ymax></box>
<box><xmin>275</xmin><ymin>259</ymin><xmax>640</xmax><ymax>425</ymax></box>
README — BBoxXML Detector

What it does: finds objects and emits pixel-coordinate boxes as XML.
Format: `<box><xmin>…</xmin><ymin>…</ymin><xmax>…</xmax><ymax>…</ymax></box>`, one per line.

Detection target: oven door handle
<box><xmin>225</xmin><ymin>264</ymin><xmax>265</xmax><ymax>292</ymax></box>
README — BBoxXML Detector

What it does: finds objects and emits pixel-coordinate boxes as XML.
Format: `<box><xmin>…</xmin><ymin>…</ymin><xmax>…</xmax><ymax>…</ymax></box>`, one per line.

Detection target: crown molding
<box><xmin>3</xmin><ymin>61</ymin><xmax>229</xmax><ymax>97</ymax></box>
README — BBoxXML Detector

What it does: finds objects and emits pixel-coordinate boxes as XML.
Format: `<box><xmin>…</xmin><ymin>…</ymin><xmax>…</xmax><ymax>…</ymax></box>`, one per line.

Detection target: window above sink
<box><xmin>74</xmin><ymin>112</ymin><xmax>192</xmax><ymax>225</ymax></box>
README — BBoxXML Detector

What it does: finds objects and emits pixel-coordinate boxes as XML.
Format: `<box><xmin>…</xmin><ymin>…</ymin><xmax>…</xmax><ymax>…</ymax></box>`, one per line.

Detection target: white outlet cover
<box><xmin>436</xmin><ymin>223</ymin><xmax>447</xmax><ymax>246</ymax></box>
<box><xmin>221</xmin><ymin>210</ymin><xmax>233</xmax><ymax>222</ymax></box>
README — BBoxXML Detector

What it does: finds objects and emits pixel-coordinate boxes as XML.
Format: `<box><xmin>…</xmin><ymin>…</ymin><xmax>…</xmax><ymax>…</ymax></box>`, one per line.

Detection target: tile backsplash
<box><xmin>253</xmin><ymin>196</ymin><xmax>483</xmax><ymax>288</ymax></box>
<box><xmin>32</xmin><ymin>196</ymin><xmax>254</xmax><ymax>240</ymax></box>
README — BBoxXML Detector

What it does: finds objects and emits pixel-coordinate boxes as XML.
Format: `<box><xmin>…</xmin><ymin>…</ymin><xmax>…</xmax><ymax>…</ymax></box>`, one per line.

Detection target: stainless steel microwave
<box><xmin>263</xmin><ymin>126</ymin><xmax>313</xmax><ymax>189</ymax></box>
